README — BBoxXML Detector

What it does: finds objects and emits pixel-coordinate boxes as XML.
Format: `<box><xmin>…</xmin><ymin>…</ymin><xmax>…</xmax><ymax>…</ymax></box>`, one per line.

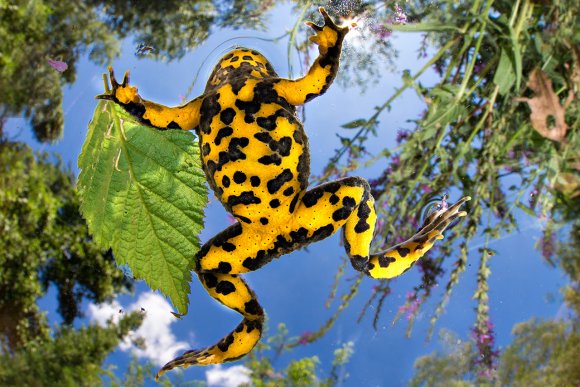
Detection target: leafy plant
<box><xmin>283</xmin><ymin>0</ymin><xmax>579</xmax><ymax>380</ymax></box>
<box><xmin>77</xmin><ymin>100</ymin><xmax>207</xmax><ymax>315</ymax></box>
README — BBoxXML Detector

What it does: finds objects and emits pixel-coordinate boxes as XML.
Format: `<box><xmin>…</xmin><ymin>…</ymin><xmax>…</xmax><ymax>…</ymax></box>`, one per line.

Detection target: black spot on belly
<box><xmin>289</xmin><ymin>193</ymin><xmax>300</xmax><ymax>213</ymax></box>
<box><xmin>258</xmin><ymin>154</ymin><xmax>282</xmax><ymax>166</ymax></box>
<box><xmin>237</xmin><ymin>215</ymin><xmax>252</xmax><ymax>224</ymax></box>
<box><xmin>230</xmin><ymin>77</ymin><xmax>247</xmax><ymax>95</ymax></box>
<box><xmin>329</xmin><ymin>194</ymin><xmax>339</xmax><ymax>205</ymax></box>
<box><xmin>220</xmin><ymin>108</ymin><xmax>236</xmax><ymax>125</ymax></box>
<box><xmin>233</xmin><ymin>171</ymin><xmax>247</xmax><ymax>184</ymax></box>
<box><xmin>312</xmin><ymin>224</ymin><xmax>334</xmax><ymax>241</ymax></box>
<box><xmin>222</xmin><ymin>175</ymin><xmax>230</xmax><ymax>187</ymax></box>
<box><xmin>228</xmin><ymin>191</ymin><xmax>261</xmax><ymax>207</ymax></box>
<box><xmin>244</xmin><ymin>299</ymin><xmax>263</xmax><ymax>316</ymax></box>
<box><xmin>269</xmin><ymin>199</ymin><xmax>280</xmax><ymax>208</ymax></box>
<box><xmin>378</xmin><ymin>256</ymin><xmax>396</xmax><ymax>268</ymax></box>
<box><xmin>257</xmin><ymin>116</ymin><xmax>276</xmax><ymax>131</ymax></box>
<box><xmin>202</xmin><ymin>143</ymin><xmax>211</xmax><ymax>156</ymax></box>
<box><xmin>216</xmin><ymin>280</ymin><xmax>236</xmax><ymax>295</ymax></box>
<box><xmin>254</xmin><ymin>132</ymin><xmax>272</xmax><ymax>144</ymax></box>
<box><xmin>260</xmin><ymin>217</ymin><xmax>268</xmax><ymax>225</ymax></box>
<box><xmin>217</xmin><ymin>262</ymin><xmax>232</xmax><ymax>273</ymax></box>
<box><xmin>266</xmin><ymin>169</ymin><xmax>293</xmax><ymax>194</ymax></box>
<box><xmin>222</xmin><ymin>242</ymin><xmax>236</xmax><ymax>252</ymax></box>
<box><xmin>397</xmin><ymin>247</ymin><xmax>410</xmax><ymax>257</ymax></box>
<box><xmin>270</xmin><ymin>136</ymin><xmax>292</xmax><ymax>156</ymax></box>
<box><xmin>215</xmin><ymin>126</ymin><xmax>233</xmax><ymax>145</ymax></box>
<box><xmin>250</xmin><ymin>176</ymin><xmax>261</xmax><ymax>187</ymax></box>
<box><xmin>235</xmin><ymin>100</ymin><xmax>261</xmax><ymax>123</ymax></box>
<box><xmin>283</xmin><ymin>187</ymin><xmax>294</xmax><ymax>196</ymax></box>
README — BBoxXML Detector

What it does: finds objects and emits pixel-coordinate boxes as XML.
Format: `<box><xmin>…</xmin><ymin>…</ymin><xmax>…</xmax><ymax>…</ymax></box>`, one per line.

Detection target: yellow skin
<box><xmin>97</xmin><ymin>8</ymin><xmax>470</xmax><ymax>379</ymax></box>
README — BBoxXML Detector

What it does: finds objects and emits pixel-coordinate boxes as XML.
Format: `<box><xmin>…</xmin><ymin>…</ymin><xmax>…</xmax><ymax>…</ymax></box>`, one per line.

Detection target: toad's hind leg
<box><xmin>156</xmin><ymin>272</ymin><xmax>263</xmax><ymax>379</ymax></box>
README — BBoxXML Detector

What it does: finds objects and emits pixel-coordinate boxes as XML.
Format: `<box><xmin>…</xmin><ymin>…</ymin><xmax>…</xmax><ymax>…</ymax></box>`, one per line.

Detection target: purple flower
<box><xmin>370</xmin><ymin>24</ymin><xmax>392</xmax><ymax>39</ymax></box>
<box><xmin>421</xmin><ymin>184</ymin><xmax>432</xmax><ymax>194</ymax></box>
<box><xmin>391</xmin><ymin>154</ymin><xmax>401</xmax><ymax>166</ymax></box>
<box><xmin>47</xmin><ymin>59</ymin><xmax>68</xmax><ymax>72</ymax></box>
<box><xmin>393</xmin><ymin>4</ymin><xmax>407</xmax><ymax>24</ymax></box>
<box><xmin>396</xmin><ymin>129</ymin><xmax>410</xmax><ymax>144</ymax></box>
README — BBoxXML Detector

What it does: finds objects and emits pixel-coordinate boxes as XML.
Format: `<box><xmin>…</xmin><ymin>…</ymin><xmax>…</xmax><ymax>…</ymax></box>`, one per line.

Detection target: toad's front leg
<box><xmin>274</xmin><ymin>7</ymin><xmax>352</xmax><ymax>105</ymax></box>
<box><xmin>96</xmin><ymin>66</ymin><xmax>203</xmax><ymax>131</ymax></box>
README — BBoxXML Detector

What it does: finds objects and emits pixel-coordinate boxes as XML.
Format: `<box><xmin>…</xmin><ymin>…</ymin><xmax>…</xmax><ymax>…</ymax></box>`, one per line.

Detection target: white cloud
<box><xmin>206</xmin><ymin>365</ymin><xmax>251</xmax><ymax>387</ymax></box>
<box><xmin>88</xmin><ymin>291</ymin><xmax>189</xmax><ymax>366</ymax></box>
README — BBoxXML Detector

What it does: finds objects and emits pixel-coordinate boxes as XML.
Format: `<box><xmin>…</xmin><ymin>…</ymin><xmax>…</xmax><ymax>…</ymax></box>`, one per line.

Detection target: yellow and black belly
<box><xmin>198</xmin><ymin>56</ymin><xmax>310</xmax><ymax>226</ymax></box>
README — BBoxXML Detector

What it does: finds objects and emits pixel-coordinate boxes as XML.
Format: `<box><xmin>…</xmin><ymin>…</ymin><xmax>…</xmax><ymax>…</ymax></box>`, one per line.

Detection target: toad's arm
<box><xmin>96</xmin><ymin>67</ymin><xmax>202</xmax><ymax>131</ymax></box>
<box><xmin>274</xmin><ymin>7</ymin><xmax>351</xmax><ymax>105</ymax></box>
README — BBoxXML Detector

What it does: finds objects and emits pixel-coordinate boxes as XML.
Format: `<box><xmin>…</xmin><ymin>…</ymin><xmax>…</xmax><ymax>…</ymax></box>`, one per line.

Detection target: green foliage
<box><xmin>293</xmin><ymin>2</ymin><xmax>579</xmax><ymax>373</ymax></box>
<box><xmin>0</xmin><ymin>0</ymin><xmax>274</xmax><ymax>142</ymax></box>
<box><xmin>0</xmin><ymin>311</ymin><xmax>143</xmax><ymax>386</ymax></box>
<box><xmin>0</xmin><ymin>140</ymin><xmax>132</xmax><ymax>348</ymax></box>
<box><xmin>78</xmin><ymin>101</ymin><xmax>207</xmax><ymax>315</ymax></box>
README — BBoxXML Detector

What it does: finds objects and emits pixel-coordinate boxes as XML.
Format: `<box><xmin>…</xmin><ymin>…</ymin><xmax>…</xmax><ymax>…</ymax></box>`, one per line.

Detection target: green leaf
<box><xmin>341</xmin><ymin>119</ymin><xmax>367</xmax><ymax>129</ymax></box>
<box><xmin>493</xmin><ymin>48</ymin><xmax>516</xmax><ymax>95</ymax></box>
<box><xmin>508</xmin><ymin>25</ymin><xmax>523</xmax><ymax>90</ymax></box>
<box><xmin>77</xmin><ymin>101</ymin><xmax>208</xmax><ymax>315</ymax></box>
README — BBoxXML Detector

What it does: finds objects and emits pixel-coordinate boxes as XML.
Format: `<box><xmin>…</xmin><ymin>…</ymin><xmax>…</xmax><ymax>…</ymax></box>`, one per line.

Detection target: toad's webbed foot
<box><xmin>305</xmin><ymin>7</ymin><xmax>351</xmax><ymax>54</ymax></box>
<box><xmin>96</xmin><ymin>66</ymin><xmax>141</xmax><ymax>105</ymax></box>
<box><xmin>367</xmin><ymin>196</ymin><xmax>471</xmax><ymax>279</ymax></box>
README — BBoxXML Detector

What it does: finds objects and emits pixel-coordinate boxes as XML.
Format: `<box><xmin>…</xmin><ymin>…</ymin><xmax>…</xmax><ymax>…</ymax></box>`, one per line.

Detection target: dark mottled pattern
<box><xmin>257</xmin><ymin>154</ymin><xmax>282</xmax><ymax>166</ymax></box>
<box><xmin>167</xmin><ymin>121</ymin><xmax>181</xmax><ymax>129</ymax></box>
<box><xmin>217</xmin><ymin>262</ymin><xmax>232</xmax><ymax>273</ymax></box>
<box><xmin>397</xmin><ymin>247</ymin><xmax>410</xmax><ymax>257</ymax></box>
<box><xmin>202</xmin><ymin>143</ymin><xmax>211</xmax><ymax>156</ymax></box>
<box><xmin>217</xmin><ymin>333</ymin><xmax>235</xmax><ymax>352</ymax></box>
<box><xmin>283</xmin><ymin>187</ymin><xmax>294</xmax><ymax>197</ymax></box>
<box><xmin>378</xmin><ymin>256</ymin><xmax>396</xmax><ymax>268</ymax></box>
<box><xmin>227</xmin><ymin>191</ymin><xmax>261</xmax><ymax>207</ymax></box>
<box><xmin>216</xmin><ymin>280</ymin><xmax>236</xmax><ymax>295</ymax></box>
<box><xmin>200</xmin><ymin>93</ymin><xmax>221</xmax><ymax>134</ymax></box>
<box><xmin>244</xmin><ymin>299</ymin><xmax>263</xmax><ymax>316</ymax></box>
<box><xmin>222</xmin><ymin>175</ymin><xmax>230</xmax><ymax>188</ymax></box>
<box><xmin>233</xmin><ymin>171</ymin><xmax>247</xmax><ymax>184</ymax></box>
<box><xmin>215</xmin><ymin>127</ymin><xmax>233</xmax><ymax>145</ymax></box>
<box><xmin>266</xmin><ymin>169</ymin><xmax>293</xmax><ymax>194</ymax></box>
<box><xmin>222</xmin><ymin>242</ymin><xmax>236</xmax><ymax>252</ymax></box>
<box><xmin>220</xmin><ymin>108</ymin><xmax>236</xmax><ymax>125</ymax></box>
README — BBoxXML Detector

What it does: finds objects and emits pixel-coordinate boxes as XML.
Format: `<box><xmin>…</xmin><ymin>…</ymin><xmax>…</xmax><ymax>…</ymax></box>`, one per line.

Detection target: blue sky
<box><xmin>7</xmin><ymin>3</ymin><xmax>566</xmax><ymax>386</ymax></box>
